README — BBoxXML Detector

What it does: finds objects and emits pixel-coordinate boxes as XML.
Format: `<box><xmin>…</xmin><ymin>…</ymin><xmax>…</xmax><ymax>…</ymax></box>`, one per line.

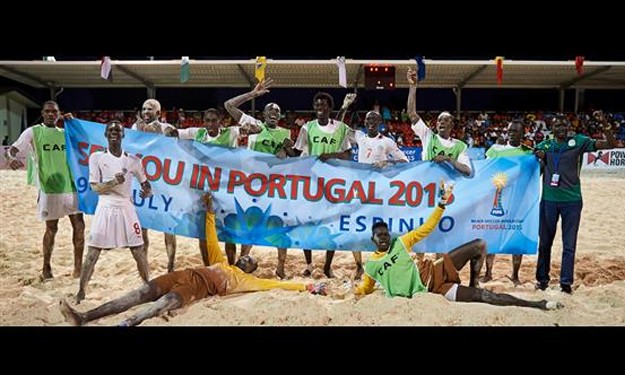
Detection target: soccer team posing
<box><xmin>5</xmin><ymin>68</ymin><xmax>616</xmax><ymax>325</ymax></box>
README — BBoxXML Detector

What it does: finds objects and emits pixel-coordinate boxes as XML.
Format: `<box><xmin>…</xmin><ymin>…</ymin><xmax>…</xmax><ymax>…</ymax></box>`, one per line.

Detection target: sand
<box><xmin>1</xmin><ymin>169</ymin><xmax>624</xmax><ymax>326</ymax></box>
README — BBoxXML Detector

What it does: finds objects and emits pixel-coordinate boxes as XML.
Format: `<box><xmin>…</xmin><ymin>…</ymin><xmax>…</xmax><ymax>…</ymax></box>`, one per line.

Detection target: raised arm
<box><xmin>224</xmin><ymin>78</ymin><xmax>273</xmax><ymax>124</ymax></box>
<box><xmin>593</xmin><ymin>111</ymin><xmax>617</xmax><ymax>150</ymax></box>
<box><xmin>202</xmin><ymin>193</ymin><xmax>227</xmax><ymax>265</ymax></box>
<box><xmin>399</xmin><ymin>180</ymin><xmax>453</xmax><ymax>248</ymax></box>
<box><xmin>336</xmin><ymin>93</ymin><xmax>357</xmax><ymax>126</ymax></box>
<box><xmin>407</xmin><ymin>68</ymin><xmax>421</xmax><ymax>124</ymax></box>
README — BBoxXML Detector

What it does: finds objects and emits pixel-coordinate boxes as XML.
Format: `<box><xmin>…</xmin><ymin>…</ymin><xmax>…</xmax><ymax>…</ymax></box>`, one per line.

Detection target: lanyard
<box><xmin>551</xmin><ymin>141</ymin><xmax>565</xmax><ymax>173</ymax></box>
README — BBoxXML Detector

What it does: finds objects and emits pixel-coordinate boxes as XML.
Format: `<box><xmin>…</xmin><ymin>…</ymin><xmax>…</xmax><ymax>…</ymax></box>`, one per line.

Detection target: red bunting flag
<box><xmin>495</xmin><ymin>56</ymin><xmax>504</xmax><ymax>85</ymax></box>
<box><xmin>575</xmin><ymin>56</ymin><xmax>585</xmax><ymax>76</ymax></box>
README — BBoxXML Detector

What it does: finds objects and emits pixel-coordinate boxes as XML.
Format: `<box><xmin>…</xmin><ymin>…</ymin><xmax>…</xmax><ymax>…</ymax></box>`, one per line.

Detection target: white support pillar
<box><xmin>455</xmin><ymin>87</ymin><xmax>462</xmax><ymax>118</ymax></box>
<box><xmin>574</xmin><ymin>88</ymin><xmax>585</xmax><ymax>114</ymax></box>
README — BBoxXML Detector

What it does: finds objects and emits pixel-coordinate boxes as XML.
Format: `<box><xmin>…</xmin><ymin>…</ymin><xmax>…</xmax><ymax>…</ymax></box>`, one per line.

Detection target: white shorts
<box><xmin>37</xmin><ymin>191</ymin><xmax>81</xmax><ymax>221</ymax></box>
<box><xmin>87</xmin><ymin>199</ymin><xmax>144</xmax><ymax>249</ymax></box>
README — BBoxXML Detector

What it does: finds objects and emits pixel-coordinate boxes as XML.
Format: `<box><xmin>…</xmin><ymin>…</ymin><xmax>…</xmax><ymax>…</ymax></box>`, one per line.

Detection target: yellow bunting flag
<box><xmin>255</xmin><ymin>56</ymin><xmax>267</xmax><ymax>82</ymax></box>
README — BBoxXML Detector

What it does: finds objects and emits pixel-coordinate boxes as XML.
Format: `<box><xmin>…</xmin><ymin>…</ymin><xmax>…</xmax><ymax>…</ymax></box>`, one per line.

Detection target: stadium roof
<box><xmin>1</xmin><ymin>58</ymin><xmax>624</xmax><ymax>90</ymax></box>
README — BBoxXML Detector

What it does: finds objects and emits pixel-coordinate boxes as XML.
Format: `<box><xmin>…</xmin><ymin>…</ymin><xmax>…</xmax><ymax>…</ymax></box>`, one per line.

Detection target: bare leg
<box><xmin>352</xmin><ymin>251</ymin><xmax>364</xmax><ymax>280</ymax></box>
<box><xmin>164</xmin><ymin>233</ymin><xmax>177</xmax><ymax>273</ymax></box>
<box><xmin>435</xmin><ymin>253</ymin><xmax>443</xmax><ymax>260</ymax></box>
<box><xmin>225</xmin><ymin>242</ymin><xmax>236</xmax><ymax>265</ymax></box>
<box><xmin>118</xmin><ymin>292</ymin><xmax>184</xmax><ymax>327</ymax></box>
<box><xmin>42</xmin><ymin>219</ymin><xmax>59</xmax><ymax>279</ymax></box>
<box><xmin>480</xmin><ymin>254</ymin><xmax>495</xmax><ymax>283</ymax></box>
<box><xmin>60</xmin><ymin>283</ymin><xmax>161</xmax><ymax>326</ymax></box>
<box><xmin>76</xmin><ymin>246</ymin><xmax>102</xmax><ymax>304</ymax></box>
<box><xmin>198</xmin><ymin>239</ymin><xmax>209</xmax><ymax>266</ymax></box>
<box><xmin>414</xmin><ymin>252</ymin><xmax>425</xmax><ymax>262</ymax></box>
<box><xmin>510</xmin><ymin>255</ymin><xmax>523</xmax><ymax>286</ymax></box>
<box><xmin>240</xmin><ymin>244</ymin><xmax>252</xmax><ymax>258</ymax></box>
<box><xmin>456</xmin><ymin>285</ymin><xmax>562</xmax><ymax>310</ymax></box>
<box><xmin>69</xmin><ymin>213</ymin><xmax>85</xmax><ymax>278</ymax></box>
<box><xmin>302</xmin><ymin>249</ymin><xmax>313</xmax><ymax>277</ymax></box>
<box><xmin>447</xmin><ymin>238</ymin><xmax>487</xmax><ymax>288</ymax></box>
<box><xmin>129</xmin><ymin>245</ymin><xmax>150</xmax><ymax>282</ymax></box>
<box><xmin>324</xmin><ymin>250</ymin><xmax>336</xmax><ymax>278</ymax></box>
<box><xmin>141</xmin><ymin>228</ymin><xmax>150</xmax><ymax>258</ymax></box>
<box><xmin>276</xmin><ymin>248</ymin><xmax>287</xmax><ymax>279</ymax></box>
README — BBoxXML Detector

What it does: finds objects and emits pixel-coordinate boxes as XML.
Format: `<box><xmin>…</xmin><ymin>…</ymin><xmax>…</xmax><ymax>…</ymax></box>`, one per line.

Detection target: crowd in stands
<box><xmin>68</xmin><ymin>108</ymin><xmax>625</xmax><ymax>149</ymax></box>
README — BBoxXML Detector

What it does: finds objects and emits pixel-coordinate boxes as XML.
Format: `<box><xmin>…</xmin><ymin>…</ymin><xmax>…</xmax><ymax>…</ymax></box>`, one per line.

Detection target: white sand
<box><xmin>1</xmin><ymin>169</ymin><xmax>624</xmax><ymax>326</ymax></box>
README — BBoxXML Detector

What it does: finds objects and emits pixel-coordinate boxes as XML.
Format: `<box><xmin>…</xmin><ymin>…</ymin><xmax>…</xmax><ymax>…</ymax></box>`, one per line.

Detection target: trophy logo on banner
<box><xmin>490</xmin><ymin>172</ymin><xmax>508</xmax><ymax>217</ymax></box>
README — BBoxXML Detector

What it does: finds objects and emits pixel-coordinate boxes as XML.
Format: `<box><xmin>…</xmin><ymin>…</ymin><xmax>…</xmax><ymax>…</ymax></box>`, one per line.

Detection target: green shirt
<box><xmin>536</xmin><ymin>134</ymin><xmax>596</xmax><ymax>202</ymax></box>
<box><xmin>305</xmin><ymin>120</ymin><xmax>350</xmax><ymax>156</ymax></box>
<box><xmin>32</xmin><ymin>125</ymin><xmax>76</xmax><ymax>194</ymax></box>
<box><xmin>425</xmin><ymin>133</ymin><xmax>467</xmax><ymax>161</ymax></box>
<box><xmin>249</xmin><ymin>123</ymin><xmax>291</xmax><ymax>155</ymax></box>
<box><xmin>195</xmin><ymin>127</ymin><xmax>238</xmax><ymax>147</ymax></box>
<box><xmin>364</xmin><ymin>238</ymin><xmax>427</xmax><ymax>298</ymax></box>
<box><xmin>485</xmin><ymin>143</ymin><xmax>534</xmax><ymax>158</ymax></box>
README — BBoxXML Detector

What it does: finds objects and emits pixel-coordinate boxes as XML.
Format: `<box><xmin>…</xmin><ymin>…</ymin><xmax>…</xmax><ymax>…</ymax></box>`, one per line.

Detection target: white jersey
<box><xmin>354</xmin><ymin>130</ymin><xmax>408</xmax><ymax>164</ymax></box>
<box><xmin>177</xmin><ymin>127</ymin><xmax>202</xmax><ymax>140</ymax></box>
<box><xmin>11</xmin><ymin>125</ymin><xmax>40</xmax><ymax>187</ymax></box>
<box><xmin>411</xmin><ymin>118</ymin><xmax>471</xmax><ymax>172</ymax></box>
<box><xmin>10</xmin><ymin>125</ymin><xmax>36</xmax><ymax>158</ymax></box>
<box><xmin>88</xmin><ymin>149</ymin><xmax>147</xmax><ymax>248</ymax></box>
<box><xmin>131</xmin><ymin>121</ymin><xmax>175</xmax><ymax>134</ymax></box>
<box><xmin>89</xmin><ymin>150</ymin><xmax>147</xmax><ymax>203</ymax></box>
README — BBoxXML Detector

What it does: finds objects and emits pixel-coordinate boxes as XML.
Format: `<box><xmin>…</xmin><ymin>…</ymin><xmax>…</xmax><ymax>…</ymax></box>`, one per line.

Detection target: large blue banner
<box><xmin>352</xmin><ymin>146</ymin><xmax>484</xmax><ymax>162</ymax></box>
<box><xmin>65</xmin><ymin>119</ymin><xmax>539</xmax><ymax>254</ymax></box>
<box><xmin>351</xmin><ymin>146</ymin><xmax>422</xmax><ymax>162</ymax></box>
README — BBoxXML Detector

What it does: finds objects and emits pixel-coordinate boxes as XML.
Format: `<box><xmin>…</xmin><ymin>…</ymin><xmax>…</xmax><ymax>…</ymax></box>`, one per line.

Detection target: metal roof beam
<box><xmin>352</xmin><ymin>64</ymin><xmax>364</xmax><ymax>88</ymax></box>
<box><xmin>115</xmin><ymin>64</ymin><xmax>154</xmax><ymax>88</ymax></box>
<box><xmin>0</xmin><ymin>65</ymin><xmax>51</xmax><ymax>87</ymax></box>
<box><xmin>457</xmin><ymin>65</ymin><xmax>488</xmax><ymax>88</ymax></box>
<box><xmin>559</xmin><ymin>66</ymin><xmax>612</xmax><ymax>89</ymax></box>
<box><xmin>236</xmin><ymin>64</ymin><xmax>254</xmax><ymax>86</ymax></box>
<box><xmin>586</xmin><ymin>76</ymin><xmax>625</xmax><ymax>87</ymax></box>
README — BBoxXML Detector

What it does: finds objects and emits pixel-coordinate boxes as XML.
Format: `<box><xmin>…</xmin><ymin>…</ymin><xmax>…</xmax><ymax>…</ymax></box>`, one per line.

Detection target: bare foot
<box><xmin>544</xmin><ymin>301</ymin><xmax>564</xmax><ymax>310</ymax></box>
<box><xmin>508</xmin><ymin>276</ymin><xmax>522</xmax><ymax>287</ymax></box>
<box><xmin>42</xmin><ymin>268</ymin><xmax>54</xmax><ymax>280</ymax></box>
<box><xmin>76</xmin><ymin>290</ymin><xmax>85</xmax><ymax>305</ymax></box>
<box><xmin>59</xmin><ymin>299</ymin><xmax>84</xmax><ymax>326</ymax></box>
<box><xmin>354</xmin><ymin>266</ymin><xmax>364</xmax><ymax>280</ymax></box>
<box><xmin>167</xmin><ymin>262</ymin><xmax>175</xmax><ymax>273</ymax></box>
<box><xmin>323</xmin><ymin>267</ymin><xmax>335</xmax><ymax>278</ymax></box>
<box><xmin>301</xmin><ymin>265</ymin><xmax>313</xmax><ymax>277</ymax></box>
<box><xmin>276</xmin><ymin>267</ymin><xmax>286</xmax><ymax>280</ymax></box>
<box><xmin>479</xmin><ymin>275</ymin><xmax>492</xmax><ymax>283</ymax></box>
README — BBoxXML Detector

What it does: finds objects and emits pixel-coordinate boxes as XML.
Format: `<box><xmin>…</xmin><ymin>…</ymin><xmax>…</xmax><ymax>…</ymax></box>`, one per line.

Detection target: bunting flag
<box><xmin>575</xmin><ymin>56</ymin><xmax>585</xmax><ymax>76</ymax></box>
<box><xmin>100</xmin><ymin>56</ymin><xmax>112</xmax><ymax>81</ymax></box>
<box><xmin>337</xmin><ymin>56</ymin><xmax>347</xmax><ymax>88</ymax></box>
<box><xmin>180</xmin><ymin>56</ymin><xmax>190</xmax><ymax>83</ymax></box>
<box><xmin>255</xmin><ymin>56</ymin><xmax>267</xmax><ymax>82</ymax></box>
<box><xmin>495</xmin><ymin>56</ymin><xmax>504</xmax><ymax>85</ymax></box>
<box><xmin>415</xmin><ymin>56</ymin><xmax>426</xmax><ymax>81</ymax></box>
